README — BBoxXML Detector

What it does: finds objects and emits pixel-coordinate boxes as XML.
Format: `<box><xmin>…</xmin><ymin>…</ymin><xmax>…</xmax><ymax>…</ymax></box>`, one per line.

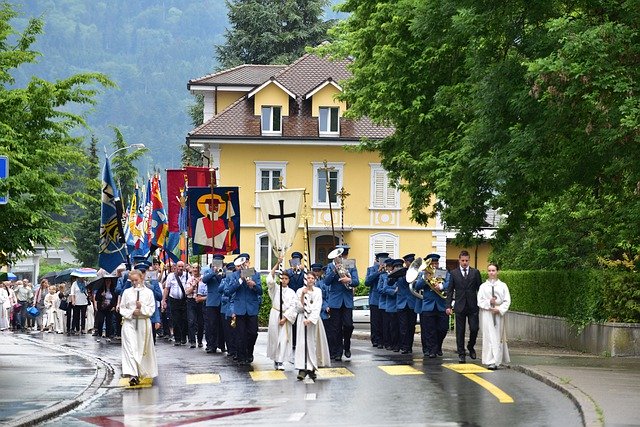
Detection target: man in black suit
<box><xmin>445</xmin><ymin>250</ymin><xmax>481</xmax><ymax>363</ymax></box>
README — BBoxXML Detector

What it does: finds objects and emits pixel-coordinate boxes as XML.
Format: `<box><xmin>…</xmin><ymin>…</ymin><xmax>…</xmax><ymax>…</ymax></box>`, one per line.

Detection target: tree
<box><xmin>216</xmin><ymin>0</ymin><xmax>334</xmax><ymax>69</ymax></box>
<box><xmin>321</xmin><ymin>0</ymin><xmax>640</xmax><ymax>269</ymax></box>
<box><xmin>0</xmin><ymin>3</ymin><xmax>114</xmax><ymax>266</ymax></box>
<box><xmin>73</xmin><ymin>136</ymin><xmax>101</xmax><ymax>267</ymax></box>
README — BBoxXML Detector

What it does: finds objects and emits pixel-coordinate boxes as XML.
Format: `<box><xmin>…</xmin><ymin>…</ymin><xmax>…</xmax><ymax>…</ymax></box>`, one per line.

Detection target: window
<box><xmin>261</xmin><ymin>106</ymin><xmax>282</xmax><ymax>135</ymax></box>
<box><xmin>258</xmin><ymin>234</ymin><xmax>273</xmax><ymax>271</ymax></box>
<box><xmin>254</xmin><ymin>161</ymin><xmax>287</xmax><ymax>206</ymax></box>
<box><xmin>312</xmin><ymin>162</ymin><xmax>344</xmax><ymax>207</ymax></box>
<box><xmin>319</xmin><ymin>107</ymin><xmax>339</xmax><ymax>136</ymax></box>
<box><xmin>370</xmin><ymin>164</ymin><xmax>399</xmax><ymax>209</ymax></box>
<box><xmin>370</xmin><ymin>232</ymin><xmax>398</xmax><ymax>261</ymax></box>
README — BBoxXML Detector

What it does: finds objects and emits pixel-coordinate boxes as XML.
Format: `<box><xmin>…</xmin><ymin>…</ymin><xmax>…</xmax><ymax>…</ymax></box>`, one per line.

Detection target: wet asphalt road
<box><xmin>9</xmin><ymin>332</ymin><xmax>581</xmax><ymax>426</ymax></box>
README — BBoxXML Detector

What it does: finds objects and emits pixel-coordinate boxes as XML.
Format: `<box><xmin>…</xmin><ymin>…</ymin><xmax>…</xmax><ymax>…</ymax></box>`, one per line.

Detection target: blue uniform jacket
<box><xmin>148</xmin><ymin>279</ymin><xmax>162</xmax><ymax>324</ymax></box>
<box><xmin>115</xmin><ymin>272</ymin><xmax>129</xmax><ymax>296</ymax></box>
<box><xmin>224</xmin><ymin>270</ymin><xmax>262</xmax><ymax>316</ymax></box>
<box><xmin>316</xmin><ymin>278</ymin><xmax>330</xmax><ymax>320</ymax></box>
<box><xmin>325</xmin><ymin>262</ymin><xmax>359</xmax><ymax>309</ymax></box>
<box><xmin>396</xmin><ymin>276</ymin><xmax>416</xmax><ymax>311</ymax></box>
<box><xmin>377</xmin><ymin>273</ymin><xmax>388</xmax><ymax>311</ymax></box>
<box><xmin>286</xmin><ymin>268</ymin><xmax>305</xmax><ymax>293</ymax></box>
<box><xmin>365</xmin><ymin>265</ymin><xmax>382</xmax><ymax>306</ymax></box>
<box><xmin>381</xmin><ymin>276</ymin><xmax>398</xmax><ymax>313</ymax></box>
<box><xmin>202</xmin><ymin>268</ymin><xmax>223</xmax><ymax>307</ymax></box>
<box><xmin>219</xmin><ymin>275</ymin><xmax>231</xmax><ymax>317</ymax></box>
<box><xmin>415</xmin><ymin>271</ymin><xmax>449</xmax><ymax>312</ymax></box>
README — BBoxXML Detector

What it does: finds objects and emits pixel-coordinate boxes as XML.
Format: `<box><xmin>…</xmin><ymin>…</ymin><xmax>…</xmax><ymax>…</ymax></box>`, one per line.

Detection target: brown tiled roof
<box><xmin>189</xmin><ymin>64</ymin><xmax>286</xmax><ymax>86</ymax></box>
<box><xmin>187</xmin><ymin>53</ymin><xmax>395</xmax><ymax>141</ymax></box>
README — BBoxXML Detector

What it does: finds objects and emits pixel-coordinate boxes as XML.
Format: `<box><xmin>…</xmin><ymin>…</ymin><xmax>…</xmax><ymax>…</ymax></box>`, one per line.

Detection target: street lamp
<box><xmin>106</xmin><ymin>143</ymin><xmax>146</xmax><ymax>159</ymax></box>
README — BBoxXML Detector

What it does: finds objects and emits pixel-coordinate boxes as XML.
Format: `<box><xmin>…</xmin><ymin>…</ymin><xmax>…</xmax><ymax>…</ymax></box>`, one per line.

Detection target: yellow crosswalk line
<box><xmin>118</xmin><ymin>377</ymin><xmax>154</xmax><ymax>388</ymax></box>
<box><xmin>186</xmin><ymin>373</ymin><xmax>221</xmax><ymax>385</ymax></box>
<box><xmin>378</xmin><ymin>365</ymin><xmax>423</xmax><ymax>376</ymax></box>
<box><xmin>463</xmin><ymin>373</ymin><xmax>514</xmax><ymax>403</ymax></box>
<box><xmin>443</xmin><ymin>363</ymin><xmax>491</xmax><ymax>374</ymax></box>
<box><xmin>250</xmin><ymin>370</ymin><xmax>288</xmax><ymax>381</ymax></box>
<box><xmin>317</xmin><ymin>367</ymin><xmax>354</xmax><ymax>378</ymax></box>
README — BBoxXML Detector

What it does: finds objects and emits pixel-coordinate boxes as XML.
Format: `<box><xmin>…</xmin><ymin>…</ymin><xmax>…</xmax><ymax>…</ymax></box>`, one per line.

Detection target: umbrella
<box><xmin>54</xmin><ymin>268</ymin><xmax>75</xmax><ymax>284</ymax></box>
<box><xmin>88</xmin><ymin>275</ymin><xmax>117</xmax><ymax>293</ymax></box>
<box><xmin>71</xmin><ymin>268</ymin><xmax>98</xmax><ymax>278</ymax></box>
<box><xmin>7</xmin><ymin>272</ymin><xmax>17</xmax><ymax>280</ymax></box>
<box><xmin>39</xmin><ymin>272</ymin><xmax>57</xmax><ymax>283</ymax></box>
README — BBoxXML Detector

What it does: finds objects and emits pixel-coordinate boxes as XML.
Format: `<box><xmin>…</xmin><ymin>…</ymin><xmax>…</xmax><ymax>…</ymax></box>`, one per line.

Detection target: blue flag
<box><xmin>98</xmin><ymin>158</ymin><xmax>127</xmax><ymax>272</ymax></box>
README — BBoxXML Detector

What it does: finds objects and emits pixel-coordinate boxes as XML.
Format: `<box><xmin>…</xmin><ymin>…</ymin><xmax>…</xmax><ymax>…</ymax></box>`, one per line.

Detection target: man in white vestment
<box><xmin>119</xmin><ymin>269</ymin><xmax>158</xmax><ymax>386</ymax></box>
<box><xmin>477</xmin><ymin>263</ymin><xmax>511</xmax><ymax>370</ymax></box>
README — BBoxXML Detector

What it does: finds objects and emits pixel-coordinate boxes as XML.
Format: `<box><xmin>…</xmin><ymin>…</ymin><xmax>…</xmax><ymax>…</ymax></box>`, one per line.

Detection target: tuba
<box><xmin>405</xmin><ymin>257</ymin><xmax>446</xmax><ymax>299</ymax></box>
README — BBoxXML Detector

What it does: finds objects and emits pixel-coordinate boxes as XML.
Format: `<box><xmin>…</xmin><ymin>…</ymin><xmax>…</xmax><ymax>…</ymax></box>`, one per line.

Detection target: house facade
<box><xmin>186</xmin><ymin>53</ymin><xmax>492</xmax><ymax>273</ymax></box>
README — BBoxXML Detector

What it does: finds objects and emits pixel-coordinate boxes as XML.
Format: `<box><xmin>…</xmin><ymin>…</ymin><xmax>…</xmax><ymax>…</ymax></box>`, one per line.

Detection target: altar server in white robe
<box><xmin>294</xmin><ymin>272</ymin><xmax>331</xmax><ymax>381</ymax></box>
<box><xmin>266</xmin><ymin>260</ymin><xmax>298</xmax><ymax>370</ymax></box>
<box><xmin>119</xmin><ymin>269</ymin><xmax>158</xmax><ymax>386</ymax></box>
<box><xmin>44</xmin><ymin>285</ymin><xmax>64</xmax><ymax>333</ymax></box>
<box><xmin>477</xmin><ymin>263</ymin><xmax>511</xmax><ymax>370</ymax></box>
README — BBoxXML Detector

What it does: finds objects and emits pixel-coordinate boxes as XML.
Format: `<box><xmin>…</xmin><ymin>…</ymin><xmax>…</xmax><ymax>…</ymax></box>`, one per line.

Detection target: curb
<box><xmin>6</xmin><ymin>335</ymin><xmax>115</xmax><ymax>427</ymax></box>
<box><xmin>510</xmin><ymin>365</ymin><xmax>601</xmax><ymax>427</ymax></box>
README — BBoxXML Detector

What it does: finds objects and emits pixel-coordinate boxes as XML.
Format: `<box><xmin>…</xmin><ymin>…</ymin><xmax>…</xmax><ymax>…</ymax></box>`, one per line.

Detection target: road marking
<box><xmin>250</xmin><ymin>370</ymin><xmax>287</xmax><ymax>381</ymax></box>
<box><xmin>288</xmin><ymin>412</ymin><xmax>306</xmax><ymax>421</ymax></box>
<box><xmin>378</xmin><ymin>365</ymin><xmax>423</xmax><ymax>376</ymax></box>
<box><xmin>317</xmin><ymin>367</ymin><xmax>354</xmax><ymax>378</ymax></box>
<box><xmin>305</xmin><ymin>393</ymin><xmax>317</xmax><ymax>400</ymax></box>
<box><xmin>186</xmin><ymin>373</ymin><xmax>221</xmax><ymax>385</ymax></box>
<box><xmin>117</xmin><ymin>377</ymin><xmax>154</xmax><ymax>388</ymax></box>
<box><xmin>442</xmin><ymin>363</ymin><xmax>491</xmax><ymax>374</ymax></box>
<box><xmin>463</xmin><ymin>373</ymin><xmax>514</xmax><ymax>403</ymax></box>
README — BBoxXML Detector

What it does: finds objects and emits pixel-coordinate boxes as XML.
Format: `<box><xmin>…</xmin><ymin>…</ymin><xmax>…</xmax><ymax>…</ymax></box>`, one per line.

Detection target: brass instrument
<box><xmin>328</xmin><ymin>247</ymin><xmax>352</xmax><ymax>289</ymax></box>
<box><xmin>405</xmin><ymin>257</ymin><xmax>446</xmax><ymax>299</ymax></box>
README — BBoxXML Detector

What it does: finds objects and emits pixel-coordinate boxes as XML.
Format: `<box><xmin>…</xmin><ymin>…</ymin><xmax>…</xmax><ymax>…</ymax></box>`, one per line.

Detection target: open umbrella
<box><xmin>71</xmin><ymin>268</ymin><xmax>98</xmax><ymax>278</ymax></box>
<box><xmin>40</xmin><ymin>271</ymin><xmax>57</xmax><ymax>283</ymax></box>
<box><xmin>88</xmin><ymin>275</ymin><xmax>117</xmax><ymax>293</ymax></box>
<box><xmin>7</xmin><ymin>272</ymin><xmax>17</xmax><ymax>281</ymax></box>
<box><xmin>54</xmin><ymin>268</ymin><xmax>75</xmax><ymax>284</ymax></box>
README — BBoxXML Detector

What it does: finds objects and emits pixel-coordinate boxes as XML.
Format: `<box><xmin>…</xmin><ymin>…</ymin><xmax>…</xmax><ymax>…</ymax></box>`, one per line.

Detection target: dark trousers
<box><xmin>72</xmin><ymin>304</ymin><xmax>87</xmax><ymax>332</ymax></box>
<box><xmin>328</xmin><ymin>306</ymin><xmax>354</xmax><ymax>357</ymax></box>
<box><xmin>454</xmin><ymin>308</ymin><xmax>479</xmax><ymax>356</ymax></box>
<box><xmin>187</xmin><ymin>299</ymin><xmax>204</xmax><ymax>344</ymax></box>
<box><xmin>398</xmin><ymin>307</ymin><xmax>416</xmax><ymax>351</ymax></box>
<box><xmin>370</xmin><ymin>304</ymin><xmax>383</xmax><ymax>346</ymax></box>
<box><xmin>161</xmin><ymin>304</ymin><xmax>171</xmax><ymax>337</ymax></box>
<box><xmin>235</xmin><ymin>314</ymin><xmax>258</xmax><ymax>362</ymax></box>
<box><xmin>205</xmin><ymin>306</ymin><xmax>225</xmax><ymax>351</ymax></box>
<box><xmin>94</xmin><ymin>309</ymin><xmax>114</xmax><ymax>337</ymax></box>
<box><xmin>114</xmin><ymin>311</ymin><xmax>122</xmax><ymax>337</ymax></box>
<box><xmin>224</xmin><ymin>315</ymin><xmax>237</xmax><ymax>356</ymax></box>
<box><xmin>421</xmin><ymin>310</ymin><xmax>449</xmax><ymax>355</ymax></box>
<box><xmin>383</xmin><ymin>311</ymin><xmax>399</xmax><ymax>350</ymax></box>
<box><xmin>169</xmin><ymin>297</ymin><xmax>188</xmax><ymax>344</ymax></box>
<box><xmin>65</xmin><ymin>304</ymin><xmax>74</xmax><ymax>332</ymax></box>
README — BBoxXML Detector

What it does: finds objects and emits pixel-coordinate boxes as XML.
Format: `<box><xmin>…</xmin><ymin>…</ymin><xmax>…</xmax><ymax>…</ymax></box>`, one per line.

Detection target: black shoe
<box><xmin>429</xmin><ymin>353</ymin><xmax>437</xmax><ymax>359</ymax></box>
<box><xmin>308</xmin><ymin>370</ymin><xmax>317</xmax><ymax>380</ymax></box>
<box><xmin>377</xmin><ymin>344</ymin><xmax>384</xmax><ymax>349</ymax></box>
<box><xmin>174</xmin><ymin>343</ymin><xmax>181</xmax><ymax>346</ymax></box>
<box><xmin>190</xmin><ymin>343</ymin><xmax>196</xmax><ymax>348</ymax></box>
<box><xmin>437</xmin><ymin>351</ymin><xmax>443</xmax><ymax>356</ymax></box>
<box><xmin>205</xmin><ymin>348</ymin><xmax>214</xmax><ymax>353</ymax></box>
<box><xmin>344</xmin><ymin>349</ymin><xmax>351</xmax><ymax>358</ymax></box>
<box><xmin>181</xmin><ymin>341</ymin><xmax>187</xmax><ymax>345</ymax></box>
<box><xmin>401</xmin><ymin>349</ymin><xmax>410</xmax><ymax>354</ymax></box>
<box><xmin>198</xmin><ymin>342</ymin><xmax>203</xmax><ymax>348</ymax></box>
<box><xmin>393</xmin><ymin>348</ymin><xmax>400</xmax><ymax>352</ymax></box>
<box><xmin>129</xmin><ymin>376</ymin><xmax>139</xmax><ymax>386</ymax></box>
<box><xmin>458</xmin><ymin>355</ymin><xmax>466</xmax><ymax>364</ymax></box>
<box><xmin>333</xmin><ymin>356</ymin><xmax>342</xmax><ymax>362</ymax></box>
<box><xmin>468</xmin><ymin>347</ymin><xmax>477</xmax><ymax>360</ymax></box>
<box><xmin>297</xmin><ymin>370</ymin><xmax>306</xmax><ymax>381</ymax></box>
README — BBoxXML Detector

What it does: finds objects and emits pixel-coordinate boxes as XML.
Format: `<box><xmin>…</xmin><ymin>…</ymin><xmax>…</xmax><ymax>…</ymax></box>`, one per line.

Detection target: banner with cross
<box><xmin>188</xmin><ymin>186</ymin><xmax>240</xmax><ymax>255</ymax></box>
<box><xmin>256</xmin><ymin>188</ymin><xmax>305</xmax><ymax>256</ymax></box>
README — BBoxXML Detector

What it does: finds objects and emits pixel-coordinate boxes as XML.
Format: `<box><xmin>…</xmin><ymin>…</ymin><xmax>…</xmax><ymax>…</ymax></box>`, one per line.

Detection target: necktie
<box><xmin>463</xmin><ymin>268</ymin><xmax>467</xmax><ymax>278</ymax></box>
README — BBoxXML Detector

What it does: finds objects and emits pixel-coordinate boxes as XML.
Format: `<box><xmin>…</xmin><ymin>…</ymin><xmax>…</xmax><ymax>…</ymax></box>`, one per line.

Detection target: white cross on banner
<box><xmin>256</xmin><ymin>188</ymin><xmax>305</xmax><ymax>255</ymax></box>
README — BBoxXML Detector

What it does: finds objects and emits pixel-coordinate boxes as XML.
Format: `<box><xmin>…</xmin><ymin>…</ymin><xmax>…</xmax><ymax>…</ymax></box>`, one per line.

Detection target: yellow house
<box><xmin>186</xmin><ymin>54</ymin><xmax>493</xmax><ymax>273</ymax></box>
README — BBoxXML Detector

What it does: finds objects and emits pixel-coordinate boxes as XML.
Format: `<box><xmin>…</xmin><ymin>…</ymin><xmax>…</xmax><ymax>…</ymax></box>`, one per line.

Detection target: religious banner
<box><xmin>98</xmin><ymin>158</ymin><xmax>127</xmax><ymax>272</ymax></box>
<box><xmin>188</xmin><ymin>186</ymin><xmax>240</xmax><ymax>255</ymax></box>
<box><xmin>256</xmin><ymin>188</ymin><xmax>305</xmax><ymax>256</ymax></box>
<box><xmin>166</xmin><ymin>167</ymin><xmax>213</xmax><ymax>232</ymax></box>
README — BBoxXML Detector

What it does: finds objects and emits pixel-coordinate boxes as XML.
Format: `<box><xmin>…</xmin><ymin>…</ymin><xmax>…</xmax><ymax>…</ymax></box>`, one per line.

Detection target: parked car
<box><xmin>353</xmin><ymin>295</ymin><xmax>370</xmax><ymax>329</ymax></box>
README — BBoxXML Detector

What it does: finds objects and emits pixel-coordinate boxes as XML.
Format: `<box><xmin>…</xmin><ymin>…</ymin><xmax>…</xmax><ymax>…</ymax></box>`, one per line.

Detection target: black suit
<box><xmin>446</xmin><ymin>267</ymin><xmax>481</xmax><ymax>356</ymax></box>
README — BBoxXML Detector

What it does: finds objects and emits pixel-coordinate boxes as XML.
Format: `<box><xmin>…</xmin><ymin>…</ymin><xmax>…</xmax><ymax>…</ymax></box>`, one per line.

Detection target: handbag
<box><xmin>26</xmin><ymin>306</ymin><xmax>40</xmax><ymax>317</ymax></box>
<box><xmin>59</xmin><ymin>299</ymin><xmax>69</xmax><ymax>311</ymax></box>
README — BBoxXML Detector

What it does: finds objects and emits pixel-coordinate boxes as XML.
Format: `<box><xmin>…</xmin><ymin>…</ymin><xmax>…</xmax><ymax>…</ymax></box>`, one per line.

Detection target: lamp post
<box><xmin>106</xmin><ymin>143</ymin><xmax>146</xmax><ymax>159</ymax></box>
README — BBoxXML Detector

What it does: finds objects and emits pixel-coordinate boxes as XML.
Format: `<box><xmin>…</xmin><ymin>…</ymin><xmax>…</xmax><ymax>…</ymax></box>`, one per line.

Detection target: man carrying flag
<box><xmin>98</xmin><ymin>157</ymin><xmax>127</xmax><ymax>273</ymax></box>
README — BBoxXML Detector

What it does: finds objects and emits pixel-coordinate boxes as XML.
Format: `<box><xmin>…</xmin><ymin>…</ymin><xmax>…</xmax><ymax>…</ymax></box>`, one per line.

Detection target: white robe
<box><xmin>265</xmin><ymin>273</ymin><xmax>298</xmax><ymax>363</ymax></box>
<box><xmin>477</xmin><ymin>279</ymin><xmax>511</xmax><ymax>366</ymax></box>
<box><xmin>44</xmin><ymin>293</ymin><xmax>64</xmax><ymax>333</ymax></box>
<box><xmin>0</xmin><ymin>287</ymin><xmax>10</xmax><ymax>330</ymax></box>
<box><xmin>119</xmin><ymin>286</ymin><xmax>158</xmax><ymax>379</ymax></box>
<box><xmin>294</xmin><ymin>287</ymin><xmax>331</xmax><ymax>371</ymax></box>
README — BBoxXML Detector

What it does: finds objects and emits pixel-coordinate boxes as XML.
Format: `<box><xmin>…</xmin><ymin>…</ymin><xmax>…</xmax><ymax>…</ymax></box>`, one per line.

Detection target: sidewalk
<box><xmin>353</xmin><ymin>329</ymin><xmax>640</xmax><ymax>427</ymax></box>
<box><xmin>0</xmin><ymin>332</ymin><xmax>113</xmax><ymax>427</ymax></box>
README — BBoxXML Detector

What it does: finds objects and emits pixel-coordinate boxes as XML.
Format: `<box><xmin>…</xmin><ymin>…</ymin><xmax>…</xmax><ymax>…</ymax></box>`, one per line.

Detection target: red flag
<box><xmin>166</xmin><ymin>167</ymin><xmax>212</xmax><ymax>232</ymax></box>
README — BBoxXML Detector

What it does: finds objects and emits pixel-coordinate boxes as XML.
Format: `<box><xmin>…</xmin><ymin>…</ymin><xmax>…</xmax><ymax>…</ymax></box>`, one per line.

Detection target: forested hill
<box><xmin>8</xmin><ymin>1</ymin><xmax>341</xmax><ymax>174</ymax></box>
